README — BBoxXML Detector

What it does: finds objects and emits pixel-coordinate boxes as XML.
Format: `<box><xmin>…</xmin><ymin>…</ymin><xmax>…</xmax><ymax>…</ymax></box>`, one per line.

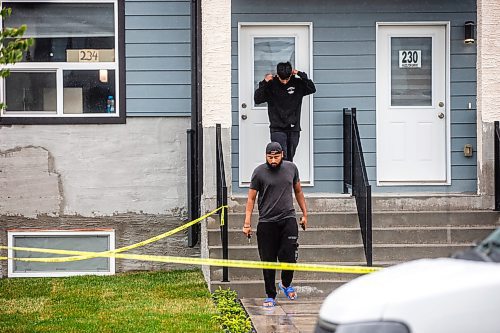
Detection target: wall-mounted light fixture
<box><xmin>464</xmin><ymin>21</ymin><xmax>475</xmax><ymax>44</ymax></box>
<box><xmin>99</xmin><ymin>69</ymin><xmax>108</xmax><ymax>83</ymax></box>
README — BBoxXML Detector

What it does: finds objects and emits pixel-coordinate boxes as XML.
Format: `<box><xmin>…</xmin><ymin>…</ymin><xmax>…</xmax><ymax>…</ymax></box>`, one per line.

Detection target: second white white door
<box><xmin>377</xmin><ymin>24</ymin><xmax>449</xmax><ymax>184</ymax></box>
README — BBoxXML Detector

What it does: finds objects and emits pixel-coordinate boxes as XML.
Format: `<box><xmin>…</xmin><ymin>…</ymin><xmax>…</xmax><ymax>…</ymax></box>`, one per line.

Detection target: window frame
<box><xmin>7</xmin><ymin>229</ymin><xmax>116</xmax><ymax>277</ymax></box>
<box><xmin>0</xmin><ymin>0</ymin><xmax>126</xmax><ymax>125</ymax></box>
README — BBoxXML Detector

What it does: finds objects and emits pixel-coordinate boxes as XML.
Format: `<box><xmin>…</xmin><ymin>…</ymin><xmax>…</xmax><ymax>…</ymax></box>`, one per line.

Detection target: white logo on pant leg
<box><xmin>287</xmin><ymin>87</ymin><xmax>295</xmax><ymax>94</ymax></box>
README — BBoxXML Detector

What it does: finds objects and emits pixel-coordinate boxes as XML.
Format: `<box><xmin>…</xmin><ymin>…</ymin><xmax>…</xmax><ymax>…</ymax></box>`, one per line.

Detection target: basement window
<box><xmin>8</xmin><ymin>230</ymin><xmax>115</xmax><ymax>277</ymax></box>
<box><xmin>0</xmin><ymin>0</ymin><xmax>125</xmax><ymax>124</ymax></box>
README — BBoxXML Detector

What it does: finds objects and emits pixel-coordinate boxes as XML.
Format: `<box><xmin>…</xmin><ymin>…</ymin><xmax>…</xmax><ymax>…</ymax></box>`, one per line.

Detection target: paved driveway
<box><xmin>241</xmin><ymin>297</ymin><xmax>325</xmax><ymax>333</ymax></box>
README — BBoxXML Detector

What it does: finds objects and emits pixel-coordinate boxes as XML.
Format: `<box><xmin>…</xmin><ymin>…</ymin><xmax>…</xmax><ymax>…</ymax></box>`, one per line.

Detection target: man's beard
<box><xmin>266</xmin><ymin>160</ymin><xmax>283</xmax><ymax>169</ymax></box>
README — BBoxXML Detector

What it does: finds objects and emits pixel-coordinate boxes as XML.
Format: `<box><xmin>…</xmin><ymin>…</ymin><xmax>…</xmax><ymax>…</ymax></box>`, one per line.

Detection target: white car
<box><xmin>315</xmin><ymin>257</ymin><xmax>500</xmax><ymax>333</ymax></box>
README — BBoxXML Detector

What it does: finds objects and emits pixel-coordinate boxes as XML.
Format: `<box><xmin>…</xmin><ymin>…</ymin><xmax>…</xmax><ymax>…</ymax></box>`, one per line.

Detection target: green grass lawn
<box><xmin>0</xmin><ymin>270</ymin><xmax>221</xmax><ymax>333</ymax></box>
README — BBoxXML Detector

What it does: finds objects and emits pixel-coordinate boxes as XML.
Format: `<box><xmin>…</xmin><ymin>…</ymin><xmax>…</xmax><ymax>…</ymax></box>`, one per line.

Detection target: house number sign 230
<box><xmin>399</xmin><ymin>50</ymin><xmax>421</xmax><ymax>68</ymax></box>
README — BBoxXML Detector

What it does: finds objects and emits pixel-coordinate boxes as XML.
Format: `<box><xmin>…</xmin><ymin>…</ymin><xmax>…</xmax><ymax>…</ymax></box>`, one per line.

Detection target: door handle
<box><xmin>241</xmin><ymin>114</ymin><xmax>247</xmax><ymax>120</ymax></box>
<box><xmin>438</xmin><ymin>102</ymin><xmax>444</xmax><ymax>107</ymax></box>
<box><xmin>241</xmin><ymin>103</ymin><xmax>247</xmax><ymax>108</ymax></box>
<box><xmin>438</xmin><ymin>112</ymin><xmax>445</xmax><ymax>119</ymax></box>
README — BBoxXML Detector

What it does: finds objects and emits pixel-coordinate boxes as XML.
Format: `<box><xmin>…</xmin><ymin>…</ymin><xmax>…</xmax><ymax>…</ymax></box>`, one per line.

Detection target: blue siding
<box><xmin>125</xmin><ymin>0</ymin><xmax>191</xmax><ymax>116</ymax></box>
<box><xmin>231</xmin><ymin>0</ymin><xmax>477</xmax><ymax>194</ymax></box>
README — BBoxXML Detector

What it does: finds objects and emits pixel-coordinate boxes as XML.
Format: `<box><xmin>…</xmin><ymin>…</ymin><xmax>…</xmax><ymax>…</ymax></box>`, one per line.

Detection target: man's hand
<box><xmin>294</xmin><ymin>181</ymin><xmax>308</xmax><ymax>231</ymax></box>
<box><xmin>299</xmin><ymin>216</ymin><xmax>307</xmax><ymax>231</ymax></box>
<box><xmin>292</xmin><ymin>69</ymin><xmax>299</xmax><ymax>76</ymax></box>
<box><xmin>242</xmin><ymin>224</ymin><xmax>252</xmax><ymax>237</ymax></box>
<box><xmin>244</xmin><ymin>189</ymin><xmax>257</xmax><ymax>240</ymax></box>
<box><xmin>264</xmin><ymin>73</ymin><xmax>273</xmax><ymax>82</ymax></box>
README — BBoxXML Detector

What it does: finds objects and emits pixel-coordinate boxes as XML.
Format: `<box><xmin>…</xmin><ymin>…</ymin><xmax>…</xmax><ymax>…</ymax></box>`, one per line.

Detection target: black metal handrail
<box><xmin>495</xmin><ymin>121</ymin><xmax>500</xmax><ymax>211</ymax></box>
<box><xmin>343</xmin><ymin>108</ymin><xmax>373</xmax><ymax>266</ymax></box>
<box><xmin>216</xmin><ymin>123</ymin><xmax>229</xmax><ymax>282</ymax></box>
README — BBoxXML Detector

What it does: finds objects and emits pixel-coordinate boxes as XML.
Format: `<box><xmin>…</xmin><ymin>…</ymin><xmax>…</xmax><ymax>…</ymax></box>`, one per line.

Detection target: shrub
<box><xmin>212</xmin><ymin>288</ymin><xmax>253</xmax><ymax>333</ymax></box>
<box><xmin>0</xmin><ymin>7</ymin><xmax>33</xmax><ymax>109</ymax></box>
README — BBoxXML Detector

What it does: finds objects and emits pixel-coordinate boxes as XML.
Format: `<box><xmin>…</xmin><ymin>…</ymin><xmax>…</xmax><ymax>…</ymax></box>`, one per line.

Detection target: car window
<box><xmin>478</xmin><ymin>228</ymin><xmax>500</xmax><ymax>263</ymax></box>
<box><xmin>452</xmin><ymin>228</ymin><xmax>500</xmax><ymax>263</ymax></box>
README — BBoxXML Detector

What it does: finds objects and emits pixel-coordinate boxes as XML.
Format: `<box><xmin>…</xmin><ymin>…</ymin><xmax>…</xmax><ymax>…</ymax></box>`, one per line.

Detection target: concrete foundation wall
<box><xmin>0</xmin><ymin>214</ymin><xmax>200</xmax><ymax>278</ymax></box>
<box><xmin>200</xmin><ymin>126</ymin><xmax>232</xmax><ymax>284</ymax></box>
<box><xmin>0</xmin><ymin>117</ymin><xmax>189</xmax><ymax>217</ymax></box>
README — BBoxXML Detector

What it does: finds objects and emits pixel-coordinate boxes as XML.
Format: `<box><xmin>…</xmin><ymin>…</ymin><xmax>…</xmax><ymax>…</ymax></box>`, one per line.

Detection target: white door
<box><xmin>238</xmin><ymin>24</ymin><xmax>313</xmax><ymax>185</ymax></box>
<box><xmin>377</xmin><ymin>24</ymin><xmax>449</xmax><ymax>184</ymax></box>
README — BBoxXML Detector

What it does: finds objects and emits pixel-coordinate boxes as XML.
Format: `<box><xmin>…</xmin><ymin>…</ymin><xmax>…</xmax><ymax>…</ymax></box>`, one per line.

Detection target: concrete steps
<box><xmin>209</xmin><ymin>211</ymin><xmax>500</xmax><ymax>228</ymax></box>
<box><xmin>211</xmin><ymin>279</ymin><xmax>346</xmax><ymax>298</ymax></box>
<box><xmin>210</xmin><ymin>262</ymin><xmax>362</xmax><ymax>281</ymax></box>
<box><xmin>209</xmin><ymin>243</ymin><xmax>475</xmax><ymax>262</ymax></box>
<box><xmin>206</xmin><ymin>208</ymin><xmax>500</xmax><ymax>298</ymax></box>
<box><xmin>208</xmin><ymin>226</ymin><xmax>497</xmax><ymax>246</ymax></box>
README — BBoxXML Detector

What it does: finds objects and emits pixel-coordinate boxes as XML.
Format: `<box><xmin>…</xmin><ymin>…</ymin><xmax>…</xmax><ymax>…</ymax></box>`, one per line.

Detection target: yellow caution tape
<box><xmin>0</xmin><ymin>205</ymin><xmax>381</xmax><ymax>274</ymax></box>
<box><xmin>0</xmin><ymin>246</ymin><xmax>380</xmax><ymax>274</ymax></box>
<box><xmin>102</xmin><ymin>205</ymin><xmax>228</xmax><ymax>254</ymax></box>
<box><xmin>0</xmin><ymin>206</ymin><xmax>227</xmax><ymax>263</ymax></box>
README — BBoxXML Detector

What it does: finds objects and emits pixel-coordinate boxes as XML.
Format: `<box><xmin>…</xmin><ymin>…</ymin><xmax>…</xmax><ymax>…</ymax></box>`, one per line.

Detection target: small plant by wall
<box><xmin>212</xmin><ymin>288</ymin><xmax>253</xmax><ymax>333</ymax></box>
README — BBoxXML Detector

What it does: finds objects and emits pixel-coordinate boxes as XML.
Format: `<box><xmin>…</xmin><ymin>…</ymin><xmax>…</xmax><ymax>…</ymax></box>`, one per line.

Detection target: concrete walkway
<box><xmin>241</xmin><ymin>297</ymin><xmax>325</xmax><ymax>333</ymax></box>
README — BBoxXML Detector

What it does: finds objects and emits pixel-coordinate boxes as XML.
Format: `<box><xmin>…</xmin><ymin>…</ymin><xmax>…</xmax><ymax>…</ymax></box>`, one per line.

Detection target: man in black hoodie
<box><xmin>254</xmin><ymin>61</ymin><xmax>316</xmax><ymax>161</ymax></box>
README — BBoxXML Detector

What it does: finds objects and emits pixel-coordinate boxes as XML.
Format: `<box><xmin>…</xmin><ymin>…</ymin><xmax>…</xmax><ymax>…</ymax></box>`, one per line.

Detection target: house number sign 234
<box><xmin>78</xmin><ymin>49</ymin><xmax>99</xmax><ymax>62</ymax></box>
<box><xmin>399</xmin><ymin>50</ymin><xmax>421</xmax><ymax>68</ymax></box>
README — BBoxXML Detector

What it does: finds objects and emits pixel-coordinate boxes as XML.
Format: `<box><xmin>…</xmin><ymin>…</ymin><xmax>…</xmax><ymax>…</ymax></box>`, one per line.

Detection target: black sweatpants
<box><xmin>257</xmin><ymin>217</ymin><xmax>299</xmax><ymax>299</ymax></box>
<box><xmin>270</xmin><ymin>131</ymin><xmax>300</xmax><ymax>162</ymax></box>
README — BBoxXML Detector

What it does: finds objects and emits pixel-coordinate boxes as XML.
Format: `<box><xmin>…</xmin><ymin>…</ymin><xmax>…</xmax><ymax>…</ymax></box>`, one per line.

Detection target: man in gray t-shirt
<box><xmin>242</xmin><ymin>142</ymin><xmax>308</xmax><ymax>308</ymax></box>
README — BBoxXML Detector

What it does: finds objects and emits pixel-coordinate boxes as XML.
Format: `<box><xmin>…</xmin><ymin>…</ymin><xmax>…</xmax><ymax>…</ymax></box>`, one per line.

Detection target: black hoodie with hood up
<box><xmin>254</xmin><ymin>71</ymin><xmax>316</xmax><ymax>132</ymax></box>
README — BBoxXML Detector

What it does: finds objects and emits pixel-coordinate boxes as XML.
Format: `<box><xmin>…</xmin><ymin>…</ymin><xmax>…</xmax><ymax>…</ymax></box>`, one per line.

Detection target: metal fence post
<box><xmin>187</xmin><ymin>129</ymin><xmax>199</xmax><ymax>247</ymax></box>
